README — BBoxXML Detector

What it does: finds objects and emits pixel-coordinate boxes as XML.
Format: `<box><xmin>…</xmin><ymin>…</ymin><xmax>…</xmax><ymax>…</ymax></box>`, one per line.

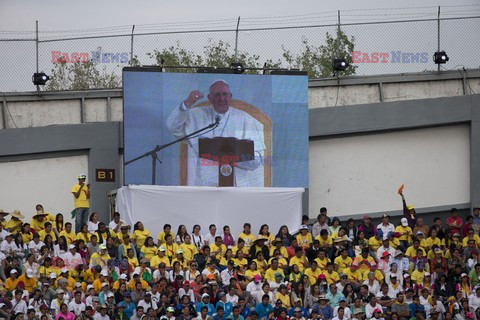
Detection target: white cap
<box><xmin>10</xmin><ymin>269</ymin><xmax>17</xmax><ymax>275</ymax></box>
<box><xmin>132</xmin><ymin>271</ymin><xmax>140</xmax><ymax>276</ymax></box>
<box><xmin>87</xmin><ymin>284</ymin><xmax>94</xmax><ymax>291</ymax></box>
<box><xmin>401</xmin><ymin>218</ymin><xmax>408</xmax><ymax>227</ymax></box>
<box><xmin>69</xmin><ymin>244</ymin><xmax>76</xmax><ymax>250</ymax></box>
<box><xmin>201</xmin><ymin>293</ymin><xmax>210</xmax><ymax>299</ymax></box>
<box><xmin>107</xmin><ymin>292</ymin><xmax>115</xmax><ymax>298</ymax></box>
<box><xmin>74</xmin><ymin>282</ymin><xmax>82</xmax><ymax>288</ymax></box>
<box><xmin>0</xmin><ymin>303</ymin><xmax>5</xmax><ymax>309</ymax></box>
<box><xmin>26</xmin><ymin>269</ymin><xmax>34</xmax><ymax>278</ymax></box>
<box><xmin>50</xmin><ymin>273</ymin><xmax>57</xmax><ymax>279</ymax></box>
<box><xmin>61</xmin><ymin>268</ymin><xmax>68</xmax><ymax>274</ymax></box>
<box><xmin>102</xmin><ymin>282</ymin><xmax>109</xmax><ymax>288</ymax></box>
<box><xmin>100</xmin><ymin>270</ymin><xmax>108</xmax><ymax>277</ymax></box>
<box><xmin>119</xmin><ymin>274</ymin><xmax>128</xmax><ymax>280</ymax></box>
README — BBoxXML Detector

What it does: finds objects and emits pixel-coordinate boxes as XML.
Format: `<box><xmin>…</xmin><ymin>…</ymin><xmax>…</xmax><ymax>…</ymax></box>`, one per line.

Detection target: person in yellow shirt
<box><xmin>210</xmin><ymin>236</ymin><xmax>227</xmax><ymax>262</ymax></box>
<box><xmin>71</xmin><ymin>174</ymin><xmax>90</xmax><ymax>233</ymax></box>
<box><xmin>463</xmin><ymin>228</ymin><xmax>480</xmax><ymax>246</ymax></box>
<box><xmin>157</xmin><ymin>224</ymin><xmax>175</xmax><ymax>246</ymax></box>
<box><xmin>296</xmin><ymin>225</ymin><xmax>312</xmax><ymax>250</ymax></box>
<box><xmin>368</xmin><ymin>232</ymin><xmax>383</xmax><ymax>253</ymax></box>
<box><xmin>90</xmin><ymin>244</ymin><xmax>111</xmax><ymax>268</ymax></box>
<box><xmin>0</xmin><ymin>209</ymin><xmax>8</xmax><ymax>229</ymax></box>
<box><xmin>76</xmin><ymin>224</ymin><xmax>91</xmax><ymax>244</ymax></box>
<box><xmin>128</xmin><ymin>271</ymin><xmax>148</xmax><ymax>290</ymax></box>
<box><xmin>127</xmin><ymin>248</ymin><xmax>140</xmax><ymax>269</ymax></box>
<box><xmin>245</xmin><ymin>261</ymin><xmax>261</xmax><ymax>282</ymax></box>
<box><xmin>140</xmin><ymin>237</ymin><xmax>158</xmax><ymax>261</ymax></box>
<box><xmin>4</xmin><ymin>269</ymin><xmax>19</xmax><ymax>292</ymax></box>
<box><xmin>233</xmin><ymin>250</ymin><xmax>249</xmax><ymax>269</ymax></box>
<box><xmin>56</xmin><ymin>268</ymin><xmax>76</xmax><ymax>292</ymax></box>
<box><xmin>150</xmin><ymin>247</ymin><xmax>170</xmax><ymax>270</ymax></box>
<box><xmin>274</xmin><ymin>284</ymin><xmax>291</xmax><ymax>309</ymax></box>
<box><xmin>315</xmin><ymin>229</ymin><xmax>333</xmax><ymax>252</ymax></box>
<box><xmin>112</xmin><ymin>273</ymin><xmax>129</xmax><ymax>291</ymax></box>
<box><xmin>96</xmin><ymin>223</ymin><xmax>117</xmax><ymax>245</ymax></box>
<box><xmin>133</xmin><ymin>222</ymin><xmax>151</xmax><ymax>248</ymax></box>
<box><xmin>426</xmin><ymin>229</ymin><xmax>442</xmax><ymax>251</ymax></box>
<box><xmin>264</xmin><ymin>258</ymin><xmax>285</xmax><ymax>282</ymax></box>
<box><xmin>334</xmin><ymin>248</ymin><xmax>352</xmax><ymax>273</ymax></box>
<box><xmin>395</xmin><ymin>218</ymin><xmax>413</xmax><ymax>249</ymax></box>
<box><xmin>18</xmin><ymin>268</ymin><xmax>37</xmax><ymax>293</ymax></box>
<box><xmin>405</xmin><ymin>239</ymin><xmax>426</xmax><ymax>259</ymax></box>
<box><xmin>315</xmin><ymin>250</ymin><xmax>331</xmax><ymax>271</ymax></box>
<box><xmin>269</xmin><ymin>249</ymin><xmax>288</xmax><ymax>269</ymax></box>
<box><xmin>20</xmin><ymin>223</ymin><xmax>33</xmax><ymax>244</ymax></box>
<box><xmin>116</xmin><ymin>225</ymin><xmax>132</xmax><ymax>245</ymax></box>
<box><xmin>257</xmin><ymin>224</ymin><xmax>275</xmax><ymax>247</ymax></box>
<box><xmin>415</xmin><ymin>231</ymin><xmax>428</xmax><ymax>250</ymax></box>
<box><xmin>164</xmin><ymin>234</ymin><xmax>179</xmax><ymax>262</ymax></box>
<box><xmin>343</xmin><ymin>263</ymin><xmax>363</xmax><ymax>287</ymax></box>
<box><xmin>238</xmin><ymin>223</ymin><xmax>256</xmax><ymax>248</ymax></box>
<box><xmin>180</xmin><ymin>234</ymin><xmax>198</xmax><ymax>262</ymax></box>
<box><xmin>322</xmin><ymin>262</ymin><xmax>340</xmax><ymax>284</ymax></box>
<box><xmin>410</xmin><ymin>262</ymin><xmax>427</xmax><ymax>284</ymax></box>
<box><xmin>269</xmin><ymin>238</ymin><xmax>288</xmax><ymax>259</ymax></box>
<box><xmin>304</xmin><ymin>260</ymin><xmax>322</xmax><ymax>285</ymax></box>
<box><xmin>38</xmin><ymin>222</ymin><xmax>56</xmax><ymax>242</ymax></box>
<box><xmin>289</xmin><ymin>247</ymin><xmax>308</xmax><ymax>273</ymax></box>
<box><xmin>171</xmin><ymin>250</ymin><xmax>188</xmax><ymax>270</ymax></box>
<box><xmin>232</xmin><ymin>238</ymin><xmax>249</xmax><ymax>258</ymax></box>
<box><xmin>6</xmin><ymin>210</ymin><xmax>25</xmax><ymax>234</ymax></box>
<box><xmin>59</xmin><ymin>222</ymin><xmax>76</xmax><ymax>245</ymax></box>
<box><xmin>93</xmin><ymin>270</ymin><xmax>109</xmax><ymax>293</ymax></box>
<box><xmin>353</xmin><ymin>248</ymin><xmax>375</xmax><ymax>272</ymax></box>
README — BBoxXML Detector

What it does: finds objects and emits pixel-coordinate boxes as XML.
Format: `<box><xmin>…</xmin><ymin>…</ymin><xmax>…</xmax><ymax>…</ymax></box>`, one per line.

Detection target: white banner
<box><xmin>116</xmin><ymin>185</ymin><xmax>304</xmax><ymax>239</ymax></box>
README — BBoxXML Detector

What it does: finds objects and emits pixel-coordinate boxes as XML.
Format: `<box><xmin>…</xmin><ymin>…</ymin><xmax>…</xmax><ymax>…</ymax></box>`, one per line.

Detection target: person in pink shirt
<box><xmin>55</xmin><ymin>303</ymin><xmax>75</xmax><ymax>320</ymax></box>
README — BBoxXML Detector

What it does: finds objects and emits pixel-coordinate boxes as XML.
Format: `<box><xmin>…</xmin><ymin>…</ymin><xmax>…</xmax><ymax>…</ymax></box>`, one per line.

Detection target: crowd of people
<box><xmin>1</xmin><ymin>179</ymin><xmax>480</xmax><ymax>320</ymax></box>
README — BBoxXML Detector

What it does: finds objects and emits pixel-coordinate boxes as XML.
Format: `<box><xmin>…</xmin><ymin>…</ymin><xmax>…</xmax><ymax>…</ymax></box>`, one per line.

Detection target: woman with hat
<box><xmin>249</xmin><ymin>238</ymin><xmax>269</xmax><ymax>261</ymax></box>
<box><xmin>311</xmin><ymin>295</ymin><xmax>332</xmax><ymax>320</ymax></box>
<box><xmin>30</xmin><ymin>210</ymin><xmax>49</xmax><ymax>234</ymax></box>
<box><xmin>7</xmin><ymin>210</ymin><xmax>25</xmax><ymax>234</ymax></box>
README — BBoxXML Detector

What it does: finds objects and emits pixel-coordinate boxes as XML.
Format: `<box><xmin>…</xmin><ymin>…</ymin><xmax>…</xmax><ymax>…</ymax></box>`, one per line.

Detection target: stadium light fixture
<box><xmin>333</xmin><ymin>58</ymin><xmax>349</xmax><ymax>71</ymax></box>
<box><xmin>433</xmin><ymin>51</ymin><xmax>449</xmax><ymax>64</ymax></box>
<box><xmin>230</xmin><ymin>62</ymin><xmax>245</xmax><ymax>74</ymax></box>
<box><xmin>32</xmin><ymin>72</ymin><xmax>50</xmax><ymax>85</ymax></box>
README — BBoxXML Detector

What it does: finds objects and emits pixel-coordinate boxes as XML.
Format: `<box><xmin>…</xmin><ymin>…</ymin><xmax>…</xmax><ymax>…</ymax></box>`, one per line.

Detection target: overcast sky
<box><xmin>1</xmin><ymin>0</ymin><xmax>479</xmax><ymax>31</ymax></box>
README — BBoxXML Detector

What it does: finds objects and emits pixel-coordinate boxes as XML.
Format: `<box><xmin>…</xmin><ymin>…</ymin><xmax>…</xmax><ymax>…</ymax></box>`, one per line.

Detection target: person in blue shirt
<box><xmin>255</xmin><ymin>295</ymin><xmax>273</xmax><ymax>319</ymax></box>
<box><xmin>117</xmin><ymin>292</ymin><xmax>136</xmax><ymax>319</ymax></box>
<box><xmin>326</xmin><ymin>283</ymin><xmax>345</xmax><ymax>308</ymax></box>
<box><xmin>227</xmin><ymin>306</ymin><xmax>245</xmax><ymax>320</ymax></box>
<box><xmin>288</xmin><ymin>299</ymin><xmax>309</xmax><ymax>318</ymax></box>
<box><xmin>237</xmin><ymin>297</ymin><xmax>251</xmax><ymax>319</ymax></box>
<box><xmin>213</xmin><ymin>306</ymin><xmax>227</xmax><ymax>320</ymax></box>
<box><xmin>196</xmin><ymin>293</ymin><xmax>216</xmax><ymax>316</ymax></box>
<box><xmin>312</xmin><ymin>295</ymin><xmax>333</xmax><ymax>320</ymax></box>
<box><xmin>216</xmin><ymin>292</ymin><xmax>233</xmax><ymax>317</ymax></box>
<box><xmin>409</xmin><ymin>295</ymin><xmax>425</xmax><ymax>319</ymax></box>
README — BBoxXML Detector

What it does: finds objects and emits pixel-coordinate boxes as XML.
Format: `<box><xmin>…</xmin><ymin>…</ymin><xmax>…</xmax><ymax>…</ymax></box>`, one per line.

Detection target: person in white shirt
<box><xmin>204</xmin><ymin>225</ymin><xmax>219</xmax><ymax>246</ymax></box>
<box><xmin>332</xmin><ymin>307</ymin><xmax>350</xmax><ymax>320</ymax></box>
<box><xmin>376</xmin><ymin>238</ymin><xmax>396</xmax><ymax>261</ymax></box>
<box><xmin>68</xmin><ymin>291</ymin><xmax>86</xmax><ymax>316</ymax></box>
<box><xmin>138</xmin><ymin>293</ymin><xmax>158</xmax><ymax>311</ymax></box>
<box><xmin>221</xmin><ymin>261</ymin><xmax>236</xmax><ymax>286</ymax></box>
<box><xmin>333</xmin><ymin>300</ymin><xmax>352</xmax><ymax>319</ymax></box>
<box><xmin>226</xmin><ymin>286</ymin><xmax>239</xmax><ymax>306</ymax></box>
<box><xmin>63</xmin><ymin>245</ymin><xmax>82</xmax><ymax>270</ymax></box>
<box><xmin>468</xmin><ymin>287</ymin><xmax>480</xmax><ymax>311</ymax></box>
<box><xmin>12</xmin><ymin>289</ymin><xmax>28</xmax><ymax>314</ymax></box>
<box><xmin>246</xmin><ymin>275</ymin><xmax>263</xmax><ymax>298</ymax></box>
<box><xmin>377</xmin><ymin>214</ymin><xmax>395</xmax><ymax>236</ymax></box>
<box><xmin>165</xmin><ymin>79</ymin><xmax>265</xmax><ymax>187</ymax></box>
<box><xmin>94</xmin><ymin>304</ymin><xmax>110</xmax><ymax>320</ymax></box>
<box><xmin>365</xmin><ymin>296</ymin><xmax>383</xmax><ymax>319</ymax></box>
<box><xmin>108</xmin><ymin>212</ymin><xmax>127</xmax><ymax>234</ymax></box>
<box><xmin>178</xmin><ymin>280</ymin><xmax>195</xmax><ymax>302</ymax></box>
<box><xmin>28</xmin><ymin>234</ymin><xmax>45</xmax><ymax>256</ymax></box>
<box><xmin>1</xmin><ymin>233</ymin><xmax>19</xmax><ymax>255</ymax></box>
<box><xmin>312</xmin><ymin>214</ymin><xmax>331</xmax><ymax>238</ymax></box>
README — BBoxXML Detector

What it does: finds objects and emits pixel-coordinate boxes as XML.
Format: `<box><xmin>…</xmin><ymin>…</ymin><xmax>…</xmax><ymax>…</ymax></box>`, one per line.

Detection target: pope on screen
<box><xmin>166</xmin><ymin>79</ymin><xmax>266</xmax><ymax>187</ymax></box>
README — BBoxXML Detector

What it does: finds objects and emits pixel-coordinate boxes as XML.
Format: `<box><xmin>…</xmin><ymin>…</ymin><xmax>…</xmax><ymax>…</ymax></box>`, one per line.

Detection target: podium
<box><xmin>199</xmin><ymin>137</ymin><xmax>254</xmax><ymax>187</ymax></box>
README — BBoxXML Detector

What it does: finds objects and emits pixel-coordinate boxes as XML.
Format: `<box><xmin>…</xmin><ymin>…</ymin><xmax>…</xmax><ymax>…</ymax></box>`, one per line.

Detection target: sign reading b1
<box><xmin>96</xmin><ymin>169</ymin><xmax>115</xmax><ymax>182</ymax></box>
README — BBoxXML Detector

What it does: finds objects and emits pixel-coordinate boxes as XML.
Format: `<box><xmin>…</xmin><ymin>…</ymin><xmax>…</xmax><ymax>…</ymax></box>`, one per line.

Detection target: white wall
<box><xmin>309</xmin><ymin>125</ymin><xmax>470</xmax><ymax>217</ymax></box>
<box><xmin>0</xmin><ymin>155</ymin><xmax>88</xmax><ymax>224</ymax></box>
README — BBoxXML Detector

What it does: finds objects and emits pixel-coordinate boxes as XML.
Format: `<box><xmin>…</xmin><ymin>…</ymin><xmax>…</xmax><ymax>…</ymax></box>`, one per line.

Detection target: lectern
<box><xmin>198</xmin><ymin>137</ymin><xmax>254</xmax><ymax>186</ymax></box>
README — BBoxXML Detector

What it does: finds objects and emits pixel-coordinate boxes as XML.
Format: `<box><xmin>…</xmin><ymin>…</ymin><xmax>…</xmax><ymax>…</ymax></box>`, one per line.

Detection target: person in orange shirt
<box><xmin>4</xmin><ymin>269</ymin><xmax>19</xmax><ymax>292</ymax></box>
<box><xmin>17</xmin><ymin>268</ymin><xmax>37</xmax><ymax>293</ymax></box>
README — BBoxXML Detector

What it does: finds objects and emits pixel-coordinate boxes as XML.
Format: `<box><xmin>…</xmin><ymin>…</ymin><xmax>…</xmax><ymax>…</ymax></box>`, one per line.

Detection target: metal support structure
<box><xmin>130</xmin><ymin>25</ymin><xmax>135</xmax><ymax>65</ymax></box>
<box><xmin>437</xmin><ymin>6</ymin><xmax>441</xmax><ymax>72</ymax></box>
<box><xmin>106</xmin><ymin>96</ymin><xmax>112</xmax><ymax>122</ymax></box>
<box><xmin>378</xmin><ymin>82</ymin><xmax>384</xmax><ymax>102</ymax></box>
<box><xmin>234</xmin><ymin>17</ymin><xmax>241</xmax><ymax>63</ymax></box>
<box><xmin>336</xmin><ymin>10</ymin><xmax>341</xmax><ymax>59</ymax></box>
<box><xmin>80</xmin><ymin>97</ymin><xmax>85</xmax><ymax>123</ymax></box>
<box><xmin>1</xmin><ymin>97</ymin><xmax>7</xmax><ymax>129</ymax></box>
<box><xmin>35</xmin><ymin>21</ymin><xmax>39</xmax><ymax>93</ymax></box>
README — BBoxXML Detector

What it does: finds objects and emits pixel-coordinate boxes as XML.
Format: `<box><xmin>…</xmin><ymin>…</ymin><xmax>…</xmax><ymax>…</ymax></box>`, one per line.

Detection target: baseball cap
<box><xmin>50</xmin><ymin>273</ymin><xmax>57</xmax><ymax>279</ymax></box>
<box><xmin>100</xmin><ymin>270</ymin><xmax>108</xmax><ymax>277</ymax></box>
<box><xmin>69</xmin><ymin>244</ymin><xmax>76</xmax><ymax>250</ymax></box>
<box><xmin>10</xmin><ymin>269</ymin><xmax>17</xmax><ymax>275</ymax></box>
<box><xmin>401</xmin><ymin>218</ymin><xmax>408</xmax><ymax>227</ymax></box>
<box><xmin>166</xmin><ymin>307</ymin><xmax>175</xmax><ymax>313</ymax></box>
<box><xmin>177</xmin><ymin>249</ymin><xmax>183</xmax><ymax>254</ymax></box>
<box><xmin>254</xmin><ymin>274</ymin><xmax>261</xmax><ymax>282</ymax></box>
<box><xmin>299</xmin><ymin>224</ymin><xmax>308</xmax><ymax>230</ymax></box>
<box><xmin>26</xmin><ymin>269</ymin><xmax>34</xmax><ymax>277</ymax></box>
<box><xmin>159</xmin><ymin>246</ymin><xmax>166</xmax><ymax>252</ymax></box>
<box><xmin>102</xmin><ymin>282</ymin><xmax>109</xmax><ymax>288</ymax></box>
<box><xmin>78</xmin><ymin>174</ymin><xmax>87</xmax><ymax>179</ymax></box>
<box><xmin>99</xmin><ymin>244</ymin><xmax>107</xmax><ymax>250</ymax></box>
<box><xmin>56</xmin><ymin>289</ymin><xmax>64</xmax><ymax>294</ymax></box>
<box><xmin>394</xmin><ymin>250</ymin><xmax>403</xmax><ymax>257</ymax></box>
<box><xmin>87</xmin><ymin>285</ymin><xmax>94</xmax><ymax>291</ymax></box>
<box><xmin>119</xmin><ymin>274</ymin><xmax>128</xmax><ymax>280</ymax></box>
<box><xmin>201</xmin><ymin>293</ymin><xmax>210</xmax><ymax>299</ymax></box>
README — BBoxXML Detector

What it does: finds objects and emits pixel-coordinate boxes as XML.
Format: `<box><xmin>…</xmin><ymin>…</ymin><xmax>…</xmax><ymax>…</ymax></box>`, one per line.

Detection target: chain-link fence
<box><xmin>1</xmin><ymin>10</ymin><xmax>479</xmax><ymax>92</ymax></box>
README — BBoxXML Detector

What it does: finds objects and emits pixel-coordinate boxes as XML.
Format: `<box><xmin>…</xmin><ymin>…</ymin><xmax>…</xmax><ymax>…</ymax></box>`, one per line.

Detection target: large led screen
<box><xmin>123</xmin><ymin>68</ymin><xmax>308</xmax><ymax>188</ymax></box>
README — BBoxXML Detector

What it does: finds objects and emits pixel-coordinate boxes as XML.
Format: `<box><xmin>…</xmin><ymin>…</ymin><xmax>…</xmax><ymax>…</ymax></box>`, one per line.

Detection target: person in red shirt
<box><xmin>446</xmin><ymin>208</ymin><xmax>463</xmax><ymax>235</ymax></box>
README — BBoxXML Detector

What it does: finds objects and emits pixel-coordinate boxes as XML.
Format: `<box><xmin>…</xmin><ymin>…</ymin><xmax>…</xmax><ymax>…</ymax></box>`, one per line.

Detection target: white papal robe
<box><xmin>166</xmin><ymin>104</ymin><xmax>266</xmax><ymax>186</ymax></box>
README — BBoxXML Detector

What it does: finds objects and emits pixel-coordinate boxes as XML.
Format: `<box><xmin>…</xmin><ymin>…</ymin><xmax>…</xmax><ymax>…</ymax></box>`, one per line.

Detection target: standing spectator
<box><xmin>377</xmin><ymin>215</ymin><xmax>394</xmax><ymax>236</ymax></box>
<box><xmin>71</xmin><ymin>174</ymin><xmax>90</xmax><ymax>233</ymax></box>
<box><xmin>446</xmin><ymin>208</ymin><xmax>463</xmax><ymax>236</ymax></box>
<box><xmin>312</xmin><ymin>214</ymin><xmax>330</xmax><ymax>238</ymax></box>
<box><xmin>398</xmin><ymin>187</ymin><xmax>417</xmax><ymax>229</ymax></box>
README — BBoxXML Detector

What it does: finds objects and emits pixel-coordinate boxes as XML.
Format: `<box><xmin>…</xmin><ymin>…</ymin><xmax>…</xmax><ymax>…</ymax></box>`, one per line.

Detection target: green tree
<box><xmin>282</xmin><ymin>31</ymin><xmax>357</xmax><ymax>78</ymax></box>
<box><xmin>46</xmin><ymin>57</ymin><xmax>121</xmax><ymax>91</ymax></box>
